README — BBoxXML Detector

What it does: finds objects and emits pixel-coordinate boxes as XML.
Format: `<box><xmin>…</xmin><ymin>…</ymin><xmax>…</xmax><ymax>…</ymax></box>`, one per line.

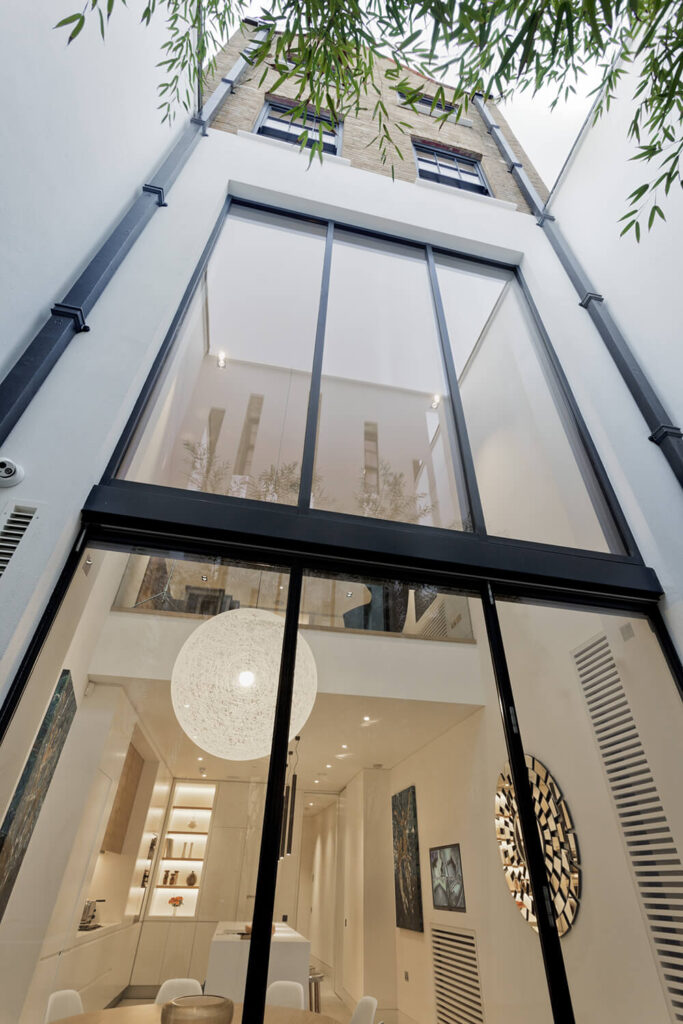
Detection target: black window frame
<box><xmin>253</xmin><ymin>97</ymin><xmax>342</xmax><ymax>156</ymax></box>
<box><xmin>413</xmin><ymin>140</ymin><xmax>491</xmax><ymax>196</ymax></box>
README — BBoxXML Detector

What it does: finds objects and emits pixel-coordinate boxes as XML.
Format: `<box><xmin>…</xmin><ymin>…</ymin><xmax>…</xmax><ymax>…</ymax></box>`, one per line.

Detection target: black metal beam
<box><xmin>472</xmin><ymin>93</ymin><xmax>683</xmax><ymax>490</ymax></box>
<box><xmin>82</xmin><ymin>480</ymin><xmax>662</xmax><ymax>603</ymax></box>
<box><xmin>243</xmin><ymin>567</ymin><xmax>303</xmax><ymax>1022</ymax></box>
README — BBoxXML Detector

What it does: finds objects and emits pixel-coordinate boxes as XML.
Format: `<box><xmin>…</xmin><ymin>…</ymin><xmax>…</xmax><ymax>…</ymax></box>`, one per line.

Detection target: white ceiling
<box><xmin>94</xmin><ymin>676</ymin><xmax>479</xmax><ymax>798</ymax></box>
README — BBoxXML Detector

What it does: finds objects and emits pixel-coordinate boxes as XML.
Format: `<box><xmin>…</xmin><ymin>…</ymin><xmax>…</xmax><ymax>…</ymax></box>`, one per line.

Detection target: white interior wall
<box><xmin>496</xmin><ymin>600</ymin><xmax>681</xmax><ymax>1022</ymax></box>
<box><xmin>297</xmin><ymin>799</ymin><xmax>338</xmax><ymax>974</ymax></box>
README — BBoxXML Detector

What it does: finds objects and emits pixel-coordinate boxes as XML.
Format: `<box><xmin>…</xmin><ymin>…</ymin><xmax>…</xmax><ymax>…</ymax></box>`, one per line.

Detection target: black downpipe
<box><xmin>472</xmin><ymin>93</ymin><xmax>683</xmax><ymax>490</ymax></box>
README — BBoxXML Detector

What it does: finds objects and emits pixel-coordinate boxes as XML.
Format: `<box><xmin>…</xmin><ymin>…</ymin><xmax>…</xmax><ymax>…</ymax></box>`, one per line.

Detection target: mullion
<box><xmin>482</xmin><ymin>584</ymin><xmax>576</xmax><ymax>1024</ymax></box>
<box><xmin>297</xmin><ymin>221</ymin><xmax>334</xmax><ymax>507</ymax></box>
<box><xmin>242</xmin><ymin>566</ymin><xmax>304</xmax><ymax>1021</ymax></box>
<box><xmin>426</xmin><ymin>244</ymin><xmax>487</xmax><ymax>534</ymax></box>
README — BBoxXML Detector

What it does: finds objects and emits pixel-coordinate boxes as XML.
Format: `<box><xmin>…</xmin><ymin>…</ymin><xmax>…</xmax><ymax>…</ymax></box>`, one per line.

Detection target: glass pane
<box><xmin>497</xmin><ymin>597</ymin><xmax>683</xmax><ymax>1022</ymax></box>
<box><xmin>436</xmin><ymin>254</ymin><xmax>624</xmax><ymax>552</ymax></box>
<box><xmin>0</xmin><ymin>544</ymin><xmax>295</xmax><ymax>1019</ymax></box>
<box><xmin>119</xmin><ymin>205</ymin><xmax>326</xmax><ymax>505</ymax></box>
<box><xmin>313</xmin><ymin>231</ymin><xmax>468</xmax><ymax>530</ymax></box>
<box><xmin>292</xmin><ymin>570</ymin><xmax>553</xmax><ymax>1020</ymax></box>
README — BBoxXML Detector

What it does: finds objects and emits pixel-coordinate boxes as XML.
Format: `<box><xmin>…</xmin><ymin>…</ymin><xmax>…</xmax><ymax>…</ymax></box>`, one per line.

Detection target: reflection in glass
<box><xmin>313</xmin><ymin>231</ymin><xmax>467</xmax><ymax>530</ymax></box>
<box><xmin>0</xmin><ymin>545</ymin><xmax>293</xmax><ymax>1020</ymax></box>
<box><xmin>436</xmin><ymin>254</ymin><xmax>623</xmax><ymax>552</ymax></box>
<box><xmin>497</xmin><ymin>598</ymin><xmax>683</xmax><ymax>1022</ymax></box>
<box><xmin>120</xmin><ymin>205</ymin><xmax>326</xmax><ymax>505</ymax></box>
<box><xmin>293</xmin><ymin>570</ymin><xmax>553</xmax><ymax>1021</ymax></box>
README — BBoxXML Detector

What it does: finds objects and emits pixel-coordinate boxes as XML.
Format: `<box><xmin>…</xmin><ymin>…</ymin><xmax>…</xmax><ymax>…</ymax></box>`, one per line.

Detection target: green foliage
<box><xmin>56</xmin><ymin>0</ymin><xmax>683</xmax><ymax>236</ymax></box>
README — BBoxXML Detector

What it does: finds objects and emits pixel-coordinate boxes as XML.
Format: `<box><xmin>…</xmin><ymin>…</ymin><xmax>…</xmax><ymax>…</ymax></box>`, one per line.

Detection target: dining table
<box><xmin>58</xmin><ymin>1004</ymin><xmax>339</xmax><ymax>1024</ymax></box>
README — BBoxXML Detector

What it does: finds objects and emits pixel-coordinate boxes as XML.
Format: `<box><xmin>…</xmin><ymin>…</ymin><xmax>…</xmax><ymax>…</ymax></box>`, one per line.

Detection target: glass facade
<box><xmin>312</xmin><ymin>231</ymin><xmax>465</xmax><ymax>529</ymax></box>
<box><xmin>2</xmin><ymin>541</ymin><xmax>679</xmax><ymax>1022</ymax></box>
<box><xmin>121</xmin><ymin>205</ymin><xmax>326</xmax><ymax>505</ymax></box>
<box><xmin>118</xmin><ymin>201</ymin><xmax>626</xmax><ymax>553</ymax></box>
<box><xmin>2</xmin><ymin>197</ymin><xmax>678</xmax><ymax>1024</ymax></box>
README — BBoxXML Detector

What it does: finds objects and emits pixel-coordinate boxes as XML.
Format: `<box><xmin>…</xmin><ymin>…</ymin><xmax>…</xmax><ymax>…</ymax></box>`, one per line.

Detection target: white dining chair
<box><xmin>45</xmin><ymin>989</ymin><xmax>84</xmax><ymax>1023</ymax></box>
<box><xmin>350</xmin><ymin>995</ymin><xmax>378</xmax><ymax>1024</ymax></box>
<box><xmin>155</xmin><ymin>977</ymin><xmax>203</xmax><ymax>1004</ymax></box>
<box><xmin>265</xmin><ymin>980</ymin><xmax>305</xmax><ymax>1008</ymax></box>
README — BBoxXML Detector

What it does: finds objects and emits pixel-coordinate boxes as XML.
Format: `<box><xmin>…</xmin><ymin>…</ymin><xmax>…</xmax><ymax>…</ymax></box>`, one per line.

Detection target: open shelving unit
<box><xmin>148</xmin><ymin>781</ymin><xmax>216</xmax><ymax>918</ymax></box>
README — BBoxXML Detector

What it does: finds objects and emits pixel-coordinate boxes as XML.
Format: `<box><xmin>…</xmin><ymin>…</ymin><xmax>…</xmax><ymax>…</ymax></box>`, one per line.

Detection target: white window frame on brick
<box><xmin>413</xmin><ymin>141</ymin><xmax>491</xmax><ymax>196</ymax></box>
<box><xmin>254</xmin><ymin>98</ymin><xmax>342</xmax><ymax>155</ymax></box>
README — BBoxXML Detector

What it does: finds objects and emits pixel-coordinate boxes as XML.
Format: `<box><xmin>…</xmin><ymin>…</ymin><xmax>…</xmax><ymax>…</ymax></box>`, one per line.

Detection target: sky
<box><xmin>500</xmin><ymin>80</ymin><xmax>599</xmax><ymax>191</ymax></box>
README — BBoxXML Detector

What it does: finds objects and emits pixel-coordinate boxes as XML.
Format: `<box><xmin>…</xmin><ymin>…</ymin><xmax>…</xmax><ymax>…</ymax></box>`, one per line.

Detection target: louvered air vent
<box><xmin>432</xmin><ymin>925</ymin><xmax>484</xmax><ymax>1024</ymax></box>
<box><xmin>0</xmin><ymin>505</ymin><xmax>37</xmax><ymax>579</ymax></box>
<box><xmin>573</xmin><ymin>634</ymin><xmax>683</xmax><ymax>1022</ymax></box>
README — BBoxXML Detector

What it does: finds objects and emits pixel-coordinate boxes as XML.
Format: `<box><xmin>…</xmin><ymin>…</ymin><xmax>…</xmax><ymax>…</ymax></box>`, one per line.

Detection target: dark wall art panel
<box><xmin>391</xmin><ymin>784</ymin><xmax>424</xmax><ymax>932</ymax></box>
<box><xmin>0</xmin><ymin>669</ymin><xmax>77</xmax><ymax>921</ymax></box>
<box><xmin>430</xmin><ymin>843</ymin><xmax>466</xmax><ymax>911</ymax></box>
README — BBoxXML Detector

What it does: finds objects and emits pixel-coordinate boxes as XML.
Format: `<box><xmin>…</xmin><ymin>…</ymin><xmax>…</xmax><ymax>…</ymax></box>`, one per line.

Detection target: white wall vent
<box><xmin>432</xmin><ymin>924</ymin><xmax>484</xmax><ymax>1023</ymax></box>
<box><xmin>573</xmin><ymin>633</ymin><xmax>683</xmax><ymax>1022</ymax></box>
<box><xmin>0</xmin><ymin>505</ymin><xmax>37</xmax><ymax>580</ymax></box>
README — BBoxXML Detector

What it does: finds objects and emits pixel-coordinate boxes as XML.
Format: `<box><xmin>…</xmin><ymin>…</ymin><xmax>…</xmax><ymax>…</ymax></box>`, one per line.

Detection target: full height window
<box><xmin>414</xmin><ymin>141</ymin><xmax>490</xmax><ymax>196</ymax></box>
<box><xmin>255</xmin><ymin>98</ymin><xmax>341</xmax><ymax>155</ymax></box>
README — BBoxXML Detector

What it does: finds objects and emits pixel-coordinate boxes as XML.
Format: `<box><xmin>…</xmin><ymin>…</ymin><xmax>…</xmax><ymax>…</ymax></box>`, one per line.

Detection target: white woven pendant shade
<box><xmin>171</xmin><ymin>607</ymin><xmax>317</xmax><ymax>761</ymax></box>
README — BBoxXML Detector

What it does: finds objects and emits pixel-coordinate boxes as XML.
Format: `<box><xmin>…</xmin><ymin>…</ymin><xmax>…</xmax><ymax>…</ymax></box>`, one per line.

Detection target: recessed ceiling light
<box><xmin>308</xmin><ymin>802</ymin><xmax>314</xmax><ymax>806</ymax></box>
<box><xmin>326</xmin><ymin>764</ymin><xmax>332</xmax><ymax>769</ymax></box>
<box><xmin>183</xmin><ymin>703</ymin><xmax>190</xmax><ymax>708</ymax></box>
<box><xmin>197</xmin><ymin>756</ymin><xmax>203</xmax><ymax>761</ymax></box>
<box><xmin>341</xmin><ymin>744</ymin><xmax>348</xmax><ymax>750</ymax></box>
<box><xmin>314</xmin><ymin>779</ymin><xmax>319</xmax><ymax>784</ymax></box>
<box><xmin>363</xmin><ymin>716</ymin><xmax>370</xmax><ymax>722</ymax></box>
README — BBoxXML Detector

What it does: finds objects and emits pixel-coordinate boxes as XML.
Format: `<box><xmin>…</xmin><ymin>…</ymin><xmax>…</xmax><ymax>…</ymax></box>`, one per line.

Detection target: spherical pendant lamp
<box><xmin>171</xmin><ymin>608</ymin><xmax>317</xmax><ymax>761</ymax></box>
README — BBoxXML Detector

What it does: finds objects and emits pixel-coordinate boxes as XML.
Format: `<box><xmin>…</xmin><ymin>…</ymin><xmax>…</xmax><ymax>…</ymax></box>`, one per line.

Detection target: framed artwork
<box><xmin>430</xmin><ymin>843</ymin><xmax>466</xmax><ymax>911</ymax></box>
<box><xmin>391</xmin><ymin>785</ymin><xmax>424</xmax><ymax>932</ymax></box>
<box><xmin>0</xmin><ymin>669</ymin><xmax>77</xmax><ymax>921</ymax></box>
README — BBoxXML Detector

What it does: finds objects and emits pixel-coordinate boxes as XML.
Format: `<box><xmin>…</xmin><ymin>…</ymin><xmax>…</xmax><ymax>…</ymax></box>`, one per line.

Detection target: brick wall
<box><xmin>207</xmin><ymin>26</ymin><xmax>549</xmax><ymax>213</ymax></box>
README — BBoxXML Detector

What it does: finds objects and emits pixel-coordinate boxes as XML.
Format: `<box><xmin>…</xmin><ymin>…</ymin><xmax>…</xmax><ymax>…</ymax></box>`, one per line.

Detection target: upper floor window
<box><xmin>255</xmin><ymin>98</ymin><xmax>341</xmax><ymax>155</ymax></box>
<box><xmin>399</xmin><ymin>91</ymin><xmax>455</xmax><ymax>116</ymax></box>
<box><xmin>414</xmin><ymin>141</ymin><xmax>490</xmax><ymax>196</ymax></box>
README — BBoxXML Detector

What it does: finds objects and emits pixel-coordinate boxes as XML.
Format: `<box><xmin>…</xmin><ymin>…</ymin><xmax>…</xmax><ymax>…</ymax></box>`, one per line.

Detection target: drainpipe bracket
<box><xmin>536</xmin><ymin>212</ymin><xmax>556</xmax><ymax>226</ymax></box>
<box><xmin>579</xmin><ymin>291</ymin><xmax>604</xmax><ymax>308</ymax></box>
<box><xmin>649</xmin><ymin>424</ymin><xmax>683</xmax><ymax>445</ymax></box>
<box><xmin>508</xmin><ymin>161</ymin><xmax>523</xmax><ymax>171</ymax></box>
<box><xmin>191</xmin><ymin>114</ymin><xmax>209</xmax><ymax>137</ymax></box>
<box><xmin>142</xmin><ymin>184</ymin><xmax>168</xmax><ymax>207</ymax></box>
<box><xmin>51</xmin><ymin>303</ymin><xmax>90</xmax><ymax>333</ymax></box>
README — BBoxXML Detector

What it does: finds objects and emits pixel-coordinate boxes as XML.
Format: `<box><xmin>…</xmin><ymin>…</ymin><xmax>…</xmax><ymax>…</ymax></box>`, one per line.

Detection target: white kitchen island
<box><xmin>204</xmin><ymin>922</ymin><xmax>311</xmax><ymax>1007</ymax></box>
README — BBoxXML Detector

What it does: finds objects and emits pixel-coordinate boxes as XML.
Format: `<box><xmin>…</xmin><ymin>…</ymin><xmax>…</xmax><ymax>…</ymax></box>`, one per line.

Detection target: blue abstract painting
<box><xmin>0</xmin><ymin>669</ymin><xmax>76</xmax><ymax>921</ymax></box>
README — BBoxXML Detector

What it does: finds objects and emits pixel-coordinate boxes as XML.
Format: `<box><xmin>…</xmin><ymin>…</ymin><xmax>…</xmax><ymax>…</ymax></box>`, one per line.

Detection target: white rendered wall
<box><xmin>0</xmin><ymin>0</ymin><xmax>184</xmax><ymax>378</ymax></box>
<box><xmin>546</xmin><ymin>66</ymin><xmax>683</xmax><ymax>641</ymax></box>
<box><xmin>549</xmin><ymin>65</ymin><xmax>683</xmax><ymax>428</ymax></box>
